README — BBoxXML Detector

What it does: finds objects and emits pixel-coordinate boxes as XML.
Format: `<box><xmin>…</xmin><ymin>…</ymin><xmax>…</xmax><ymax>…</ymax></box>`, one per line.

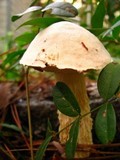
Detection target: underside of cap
<box><xmin>20</xmin><ymin>21</ymin><xmax>112</xmax><ymax>73</ymax></box>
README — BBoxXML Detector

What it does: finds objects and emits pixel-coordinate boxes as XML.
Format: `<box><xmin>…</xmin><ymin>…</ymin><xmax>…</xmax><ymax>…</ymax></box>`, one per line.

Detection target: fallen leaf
<box><xmin>0</xmin><ymin>83</ymin><xmax>12</xmax><ymax>110</ymax></box>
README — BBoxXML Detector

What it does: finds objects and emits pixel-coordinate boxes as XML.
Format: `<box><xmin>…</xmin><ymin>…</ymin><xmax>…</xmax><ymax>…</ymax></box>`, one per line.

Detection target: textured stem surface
<box><xmin>56</xmin><ymin>71</ymin><xmax>93</xmax><ymax>158</ymax></box>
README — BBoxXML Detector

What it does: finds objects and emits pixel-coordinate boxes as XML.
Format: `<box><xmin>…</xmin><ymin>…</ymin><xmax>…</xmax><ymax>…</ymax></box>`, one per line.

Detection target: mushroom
<box><xmin>20</xmin><ymin>21</ymin><xmax>112</xmax><ymax>158</ymax></box>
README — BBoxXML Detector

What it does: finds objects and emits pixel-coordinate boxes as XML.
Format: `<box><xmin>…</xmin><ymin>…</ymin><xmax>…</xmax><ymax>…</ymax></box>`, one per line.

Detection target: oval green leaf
<box><xmin>53</xmin><ymin>82</ymin><xmax>80</xmax><ymax>117</ymax></box>
<box><xmin>95</xmin><ymin>103</ymin><xmax>116</xmax><ymax>144</ymax></box>
<box><xmin>65</xmin><ymin>117</ymin><xmax>80</xmax><ymax>159</ymax></box>
<box><xmin>17</xmin><ymin>17</ymin><xmax>64</xmax><ymax>29</ymax></box>
<box><xmin>97</xmin><ymin>63</ymin><xmax>120</xmax><ymax>100</ymax></box>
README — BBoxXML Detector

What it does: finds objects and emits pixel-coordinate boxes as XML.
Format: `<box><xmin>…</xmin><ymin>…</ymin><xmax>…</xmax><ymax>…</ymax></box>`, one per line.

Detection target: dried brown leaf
<box><xmin>0</xmin><ymin>83</ymin><xmax>12</xmax><ymax>110</ymax></box>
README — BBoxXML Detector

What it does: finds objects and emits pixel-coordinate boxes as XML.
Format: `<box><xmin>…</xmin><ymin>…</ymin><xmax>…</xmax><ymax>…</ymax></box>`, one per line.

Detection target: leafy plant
<box><xmin>95</xmin><ymin>62</ymin><xmax>120</xmax><ymax>144</ymax></box>
<box><xmin>52</xmin><ymin>62</ymin><xmax>119</xmax><ymax>157</ymax></box>
<box><xmin>53</xmin><ymin>82</ymin><xmax>81</xmax><ymax>159</ymax></box>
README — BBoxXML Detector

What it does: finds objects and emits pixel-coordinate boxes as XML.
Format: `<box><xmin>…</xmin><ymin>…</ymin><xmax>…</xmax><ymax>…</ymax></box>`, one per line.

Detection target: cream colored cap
<box><xmin>20</xmin><ymin>21</ymin><xmax>112</xmax><ymax>72</ymax></box>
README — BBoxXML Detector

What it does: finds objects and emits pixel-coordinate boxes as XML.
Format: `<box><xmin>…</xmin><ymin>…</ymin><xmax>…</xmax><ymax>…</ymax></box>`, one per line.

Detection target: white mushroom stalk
<box><xmin>20</xmin><ymin>21</ymin><xmax>112</xmax><ymax>158</ymax></box>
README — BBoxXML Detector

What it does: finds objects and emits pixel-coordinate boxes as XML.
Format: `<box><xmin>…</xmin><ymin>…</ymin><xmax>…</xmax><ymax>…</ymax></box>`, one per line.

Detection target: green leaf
<box><xmin>65</xmin><ymin>117</ymin><xmax>80</xmax><ymax>159</ymax></box>
<box><xmin>15</xmin><ymin>32</ymin><xmax>36</xmax><ymax>46</ymax></box>
<box><xmin>95</xmin><ymin>103</ymin><xmax>116</xmax><ymax>144</ymax></box>
<box><xmin>35</xmin><ymin>135</ymin><xmax>52</xmax><ymax>160</ymax></box>
<box><xmin>112</xmin><ymin>16</ymin><xmax>120</xmax><ymax>39</ymax></box>
<box><xmin>2</xmin><ymin>49</ymin><xmax>25</xmax><ymax>67</ymax></box>
<box><xmin>1</xmin><ymin>123</ymin><xmax>22</xmax><ymax>132</ymax></box>
<box><xmin>53</xmin><ymin>82</ymin><xmax>80</xmax><ymax>117</ymax></box>
<box><xmin>35</xmin><ymin>119</ymin><xmax>53</xmax><ymax>160</ymax></box>
<box><xmin>30</xmin><ymin>0</ymin><xmax>40</xmax><ymax>6</ymax></box>
<box><xmin>89</xmin><ymin>28</ymin><xmax>106</xmax><ymax>36</ymax></box>
<box><xmin>11</xmin><ymin>6</ymin><xmax>42</xmax><ymax>22</ymax></box>
<box><xmin>46</xmin><ymin>119</ymin><xmax>53</xmax><ymax>138</ymax></box>
<box><xmin>5</xmin><ymin>69</ymin><xmax>21</xmax><ymax>81</ymax></box>
<box><xmin>42</xmin><ymin>2</ymin><xmax>78</xmax><ymax>17</ymax></box>
<box><xmin>97</xmin><ymin>63</ymin><xmax>120</xmax><ymax>100</ymax></box>
<box><xmin>101</xmin><ymin>20</ymin><xmax>120</xmax><ymax>38</ymax></box>
<box><xmin>18</xmin><ymin>17</ymin><xmax>64</xmax><ymax>29</ymax></box>
<box><xmin>91</xmin><ymin>0</ymin><xmax>106</xmax><ymax>28</ymax></box>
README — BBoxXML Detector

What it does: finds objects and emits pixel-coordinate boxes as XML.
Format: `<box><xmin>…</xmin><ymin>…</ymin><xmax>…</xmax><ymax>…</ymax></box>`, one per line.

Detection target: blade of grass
<box><xmin>24</xmin><ymin>66</ymin><xmax>34</xmax><ymax>160</ymax></box>
<box><xmin>35</xmin><ymin>135</ymin><xmax>52</xmax><ymax>160</ymax></box>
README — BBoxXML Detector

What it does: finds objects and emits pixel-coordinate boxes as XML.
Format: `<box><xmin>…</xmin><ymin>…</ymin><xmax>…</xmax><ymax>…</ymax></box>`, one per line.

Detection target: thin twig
<box><xmin>11</xmin><ymin>104</ymin><xmax>30</xmax><ymax>149</ymax></box>
<box><xmin>77</xmin><ymin>143</ymin><xmax>120</xmax><ymax>148</ymax></box>
<box><xmin>24</xmin><ymin>66</ymin><xmax>34</xmax><ymax>160</ymax></box>
<box><xmin>4</xmin><ymin>144</ymin><xmax>17</xmax><ymax>160</ymax></box>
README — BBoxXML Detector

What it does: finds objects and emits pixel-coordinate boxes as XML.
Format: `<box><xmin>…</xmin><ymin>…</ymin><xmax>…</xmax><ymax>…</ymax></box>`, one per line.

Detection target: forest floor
<box><xmin>0</xmin><ymin>73</ymin><xmax>120</xmax><ymax>160</ymax></box>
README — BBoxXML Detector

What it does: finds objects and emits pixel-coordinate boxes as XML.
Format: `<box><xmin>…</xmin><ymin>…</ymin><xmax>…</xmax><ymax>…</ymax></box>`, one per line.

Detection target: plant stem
<box><xmin>24</xmin><ymin>66</ymin><xmax>34</xmax><ymax>160</ymax></box>
<box><xmin>55</xmin><ymin>103</ymin><xmax>102</xmax><ymax>139</ymax></box>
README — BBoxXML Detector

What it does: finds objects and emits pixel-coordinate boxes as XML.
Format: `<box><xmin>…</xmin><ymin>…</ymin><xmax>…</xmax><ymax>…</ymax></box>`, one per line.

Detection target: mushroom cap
<box><xmin>20</xmin><ymin>21</ymin><xmax>112</xmax><ymax>72</ymax></box>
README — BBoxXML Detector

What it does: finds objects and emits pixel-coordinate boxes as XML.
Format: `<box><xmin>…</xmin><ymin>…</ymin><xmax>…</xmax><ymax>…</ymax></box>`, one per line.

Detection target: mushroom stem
<box><xmin>56</xmin><ymin>71</ymin><xmax>93</xmax><ymax>158</ymax></box>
